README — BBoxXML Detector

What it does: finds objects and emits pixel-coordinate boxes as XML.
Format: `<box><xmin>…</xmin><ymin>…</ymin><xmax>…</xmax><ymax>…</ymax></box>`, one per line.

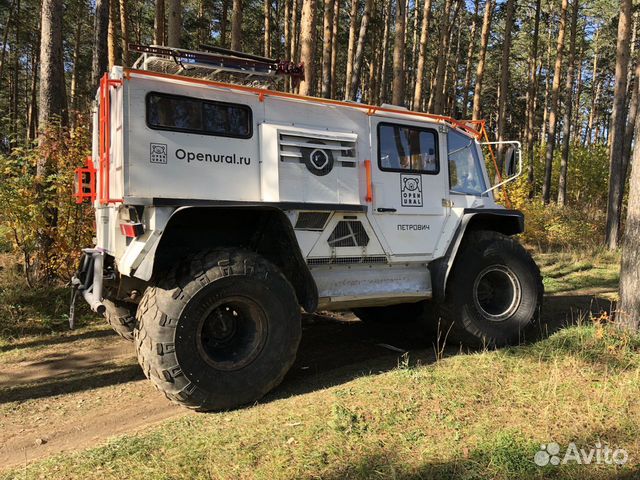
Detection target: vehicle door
<box><xmin>368</xmin><ymin>117</ymin><xmax>450</xmax><ymax>256</ymax></box>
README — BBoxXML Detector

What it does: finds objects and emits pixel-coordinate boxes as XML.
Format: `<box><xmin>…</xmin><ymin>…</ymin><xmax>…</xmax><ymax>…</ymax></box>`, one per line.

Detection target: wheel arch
<box><xmin>429</xmin><ymin>208</ymin><xmax>525</xmax><ymax>302</ymax></box>
<box><xmin>148</xmin><ymin>206</ymin><xmax>318</xmax><ymax>312</ymax></box>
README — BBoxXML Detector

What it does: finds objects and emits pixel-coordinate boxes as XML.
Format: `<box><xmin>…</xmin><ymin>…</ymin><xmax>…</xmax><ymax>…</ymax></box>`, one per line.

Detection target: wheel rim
<box><xmin>472</xmin><ymin>265</ymin><xmax>522</xmax><ymax>322</ymax></box>
<box><xmin>195</xmin><ymin>296</ymin><xmax>267</xmax><ymax>371</ymax></box>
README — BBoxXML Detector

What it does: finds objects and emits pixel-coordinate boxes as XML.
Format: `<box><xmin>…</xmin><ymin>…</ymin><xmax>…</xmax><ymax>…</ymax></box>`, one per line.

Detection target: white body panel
<box><xmin>93</xmin><ymin>67</ymin><xmax>503</xmax><ymax>309</ymax></box>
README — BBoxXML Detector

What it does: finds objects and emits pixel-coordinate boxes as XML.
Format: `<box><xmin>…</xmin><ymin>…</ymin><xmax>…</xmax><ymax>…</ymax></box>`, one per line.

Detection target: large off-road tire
<box><xmin>134</xmin><ymin>249</ymin><xmax>301</xmax><ymax>412</ymax></box>
<box><xmin>352</xmin><ymin>302</ymin><xmax>426</xmax><ymax>324</ymax></box>
<box><xmin>434</xmin><ymin>230</ymin><xmax>543</xmax><ymax>347</ymax></box>
<box><xmin>103</xmin><ymin>298</ymin><xmax>137</xmax><ymax>341</ymax></box>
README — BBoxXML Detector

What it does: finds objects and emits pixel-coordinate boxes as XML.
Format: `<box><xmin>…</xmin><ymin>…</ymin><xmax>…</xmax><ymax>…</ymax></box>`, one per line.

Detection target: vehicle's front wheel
<box><xmin>435</xmin><ymin>230</ymin><xmax>543</xmax><ymax>347</ymax></box>
<box><xmin>134</xmin><ymin>249</ymin><xmax>301</xmax><ymax>411</ymax></box>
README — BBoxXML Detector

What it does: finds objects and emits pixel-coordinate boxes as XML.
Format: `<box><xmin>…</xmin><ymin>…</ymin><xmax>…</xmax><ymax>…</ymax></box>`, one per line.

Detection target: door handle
<box><xmin>377</xmin><ymin>207</ymin><xmax>397</xmax><ymax>212</ymax></box>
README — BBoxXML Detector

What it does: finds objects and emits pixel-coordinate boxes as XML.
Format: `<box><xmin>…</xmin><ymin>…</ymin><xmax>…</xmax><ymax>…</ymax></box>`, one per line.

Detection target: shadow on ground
<box><xmin>297</xmin><ymin>425</ymin><xmax>635</xmax><ymax>480</ymax></box>
<box><xmin>274</xmin><ymin>293</ymin><xmax>614</xmax><ymax>401</ymax></box>
<box><xmin>0</xmin><ymin>363</ymin><xmax>143</xmax><ymax>404</ymax></box>
<box><xmin>0</xmin><ymin>327</ymin><xmax>115</xmax><ymax>353</ymax></box>
<box><xmin>0</xmin><ymin>293</ymin><xmax>613</xmax><ymax>406</ymax></box>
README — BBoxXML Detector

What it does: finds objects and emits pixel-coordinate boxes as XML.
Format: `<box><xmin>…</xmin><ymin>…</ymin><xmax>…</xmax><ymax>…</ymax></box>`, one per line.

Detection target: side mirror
<box><xmin>505</xmin><ymin>147</ymin><xmax>517</xmax><ymax>177</ymax></box>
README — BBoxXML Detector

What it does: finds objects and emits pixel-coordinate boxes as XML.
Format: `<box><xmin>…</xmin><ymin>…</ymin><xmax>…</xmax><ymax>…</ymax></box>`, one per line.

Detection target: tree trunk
<box><xmin>391</xmin><ymin>0</ymin><xmax>406</xmax><ymax>106</ymax></box>
<box><xmin>108</xmin><ymin>0</ymin><xmax>118</xmax><ymax>68</ymax></box>
<box><xmin>622</xmin><ymin>57</ymin><xmax>640</xmax><ymax>184</ymax></box>
<box><xmin>344</xmin><ymin>0</ymin><xmax>358</xmax><ymax>98</ymax></box>
<box><xmin>585</xmin><ymin>28</ymin><xmax>599</xmax><ymax>144</ymax></box>
<box><xmin>70</xmin><ymin>15</ymin><xmax>82</xmax><ymax>121</ymax></box>
<box><xmin>349</xmin><ymin>0</ymin><xmax>373</xmax><ymax>100</ymax></box>
<box><xmin>220</xmin><ymin>0</ymin><xmax>228</xmax><ymax>47</ymax></box>
<box><xmin>330</xmin><ymin>0</ymin><xmax>340</xmax><ymax>98</ymax></box>
<box><xmin>542</xmin><ymin>0</ymin><xmax>568</xmax><ymax>204</ymax></box>
<box><xmin>39</xmin><ymin>0</ymin><xmax>67</xmax><ymax>131</ymax></box>
<box><xmin>154</xmin><ymin>0</ymin><xmax>165</xmax><ymax>45</ymax></box>
<box><xmin>231</xmin><ymin>0</ymin><xmax>242</xmax><ymax>50</ymax></box>
<box><xmin>447</xmin><ymin>18</ymin><xmax>462</xmax><ymax>114</ymax></box>
<box><xmin>605</xmin><ymin>0</ymin><xmax>632</xmax><ymax>249</ymax></box>
<box><xmin>166</xmin><ymin>0</ymin><xmax>181</xmax><ymax>47</ymax></box>
<box><xmin>525</xmin><ymin>0</ymin><xmax>541</xmax><ymax>187</ymax></box>
<box><xmin>264</xmin><ymin>0</ymin><xmax>271</xmax><ymax>57</ymax></box>
<box><xmin>284</xmin><ymin>0</ymin><xmax>290</xmax><ymax>57</ymax></box>
<box><xmin>496</xmin><ymin>0</ymin><xmax>516</xmax><ymax>170</ymax></box>
<box><xmin>431</xmin><ymin>0</ymin><xmax>453</xmax><ymax>114</ymax></box>
<box><xmin>461</xmin><ymin>0</ymin><xmax>479</xmax><ymax>118</ymax></box>
<box><xmin>572</xmin><ymin>40</ymin><xmax>585</xmax><ymax>144</ymax></box>
<box><xmin>471</xmin><ymin>0</ymin><xmax>493</xmax><ymax>121</ymax></box>
<box><xmin>92</xmin><ymin>0</ymin><xmax>109</xmax><ymax>86</ymax></box>
<box><xmin>412</xmin><ymin>0</ymin><xmax>432</xmax><ymax>110</ymax></box>
<box><xmin>321</xmin><ymin>0</ymin><xmax>334</xmax><ymax>98</ymax></box>
<box><xmin>290</xmin><ymin>0</ymin><xmax>298</xmax><ymax>59</ymax></box>
<box><xmin>367</xmin><ymin>23</ymin><xmax>378</xmax><ymax>105</ymax></box>
<box><xmin>442</xmin><ymin>0</ymin><xmax>462</xmax><ymax>114</ymax></box>
<box><xmin>298</xmin><ymin>0</ymin><xmax>317</xmax><ymax>96</ymax></box>
<box><xmin>197</xmin><ymin>0</ymin><xmax>206</xmax><ymax>45</ymax></box>
<box><xmin>27</xmin><ymin>38</ymin><xmax>40</xmax><ymax>140</ymax></box>
<box><xmin>0</xmin><ymin>0</ymin><xmax>16</xmax><ymax>84</ymax></box>
<box><xmin>378</xmin><ymin>0</ymin><xmax>392</xmax><ymax>103</ymax></box>
<box><xmin>558</xmin><ymin>0</ymin><xmax>579</xmax><ymax>206</ymax></box>
<box><xmin>119</xmin><ymin>0</ymin><xmax>130</xmax><ymax>65</ymax></box>
<box><xmin>540</xmin><ymin>25</ymin><xmax>552</xmax><ymax>145</ymax></box>
<box><xmin>37</xmin><ymin>0</ymin><xmax>68</xmax><ymax>279</ymax></box>
<box><xmin>617</xmin><ymin>108</ymin><xmax>640</xmax><ymax>331</ymax></box>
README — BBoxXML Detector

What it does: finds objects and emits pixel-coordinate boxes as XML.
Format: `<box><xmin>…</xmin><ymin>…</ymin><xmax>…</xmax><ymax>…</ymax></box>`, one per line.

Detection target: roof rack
<box><xmin>129</xmin><ymin>44</ymin><xmax>304</xmax><ymax>82</ymax></box>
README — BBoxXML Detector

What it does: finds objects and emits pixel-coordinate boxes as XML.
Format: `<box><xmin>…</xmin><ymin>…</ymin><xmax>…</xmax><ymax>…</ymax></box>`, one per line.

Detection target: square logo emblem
<box><xmin>400</xmin><ymin>174</ymin><xmax>423</xmax><ymax>207</ymax></box>
<box><xmin>150</xmin><ymin>143</ymin><xmax>167</xmax><ymax>164</ymax></box>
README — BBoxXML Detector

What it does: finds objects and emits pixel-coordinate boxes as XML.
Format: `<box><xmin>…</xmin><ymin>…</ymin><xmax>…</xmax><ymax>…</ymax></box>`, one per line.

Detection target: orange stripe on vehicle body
<box><xmin>123</xmin><ymin>68</ymin><xmax>483</xmax><ymax>139</ymax></box>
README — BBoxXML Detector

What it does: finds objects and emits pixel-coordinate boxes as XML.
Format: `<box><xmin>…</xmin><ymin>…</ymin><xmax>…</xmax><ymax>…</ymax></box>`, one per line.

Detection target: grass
<box><xmin>0</xmin><ymin>249</ymin><xmax>635</xmax><ymax>480</ymax></box>
<box><xmin>3</xmin><ymin>323</ymin><xmax>639</xmax><ymax>480</ymax></box>
<box><xmin>536</xmin><ymin>249</ymin><xmax>621</xmax><ymax>295</ymax></box>
<box><xmin>0</xmin><ymin>253</ymin><xmax>98</xmax><ymax>345</ymax></box>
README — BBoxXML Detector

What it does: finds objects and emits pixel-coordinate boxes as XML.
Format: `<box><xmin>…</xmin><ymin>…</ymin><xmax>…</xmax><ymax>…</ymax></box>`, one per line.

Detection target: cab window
<box><xmin>447</xmin><ymin>130</ymin><xmax>487</xmax><ymax>195</ymax></box>
<box><xmin>378</xmin><ymin>123</ymin><xmax>439</xmax><ymax>174</ymax></box>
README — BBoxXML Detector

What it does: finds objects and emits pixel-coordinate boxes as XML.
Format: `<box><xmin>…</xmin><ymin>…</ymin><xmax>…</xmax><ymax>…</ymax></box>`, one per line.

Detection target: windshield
<box><xmin>447</xmin><ymin>131</ymin><xmax>487</xmax><ymax>196</ymax></box>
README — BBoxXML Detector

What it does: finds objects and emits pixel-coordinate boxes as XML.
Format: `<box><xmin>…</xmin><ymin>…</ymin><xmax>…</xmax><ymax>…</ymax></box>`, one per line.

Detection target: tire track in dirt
<box><xmin>0</xmin><ymin>293</ymin><xmax>613</xmax><ymax>471</ymax></box>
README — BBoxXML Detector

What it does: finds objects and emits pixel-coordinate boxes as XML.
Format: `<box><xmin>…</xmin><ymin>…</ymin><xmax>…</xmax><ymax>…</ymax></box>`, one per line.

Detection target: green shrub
<box><xmin>0</xmin><ymin>124</ymin><xmax>93</xmax><ymax>284</ymax></box>
<box><xmin>500</xmin><ymin>144</ymin><xmax>609</xmax><ymax>250</ymax></box>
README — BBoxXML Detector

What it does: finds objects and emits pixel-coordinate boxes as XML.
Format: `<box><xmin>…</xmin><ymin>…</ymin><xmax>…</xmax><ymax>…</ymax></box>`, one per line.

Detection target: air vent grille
<box><xmin>328</xmin><ymin>221</ymin><xmax>369</xmax><ymax>247</ymax></box>
<box><xmin>278</xmin><ymin>131</ymin><xmax>357</xmax><ymax>169</ymax></box>
<box><xmin>295</xmin><ymin>212</ymin><xmax>330</xmax><ymax>230</ymax></box>
<box><xmin>307</xmin><ymin>256</ymin><xmax>388</xmax><ymax>266</ymax></box>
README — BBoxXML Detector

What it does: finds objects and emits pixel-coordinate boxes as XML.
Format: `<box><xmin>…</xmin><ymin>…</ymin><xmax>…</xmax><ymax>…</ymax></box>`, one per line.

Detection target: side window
<box><xmin>378</xmin><ymin>123</ymin><xmax>439</xmax><ymax>174</ymax></box>
<box><xmin>447</xmin><ymin>131</ymin><xmax>487</xmax><ymax>195</ymax></box>
<box><xmin>146</xmin><ymin>93</ymin><xmax>252</xmax><ymax>138</ymax></box>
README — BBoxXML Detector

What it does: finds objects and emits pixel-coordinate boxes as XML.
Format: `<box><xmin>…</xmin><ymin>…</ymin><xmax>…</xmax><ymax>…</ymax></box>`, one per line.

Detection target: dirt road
<box><xmin>0</xmin><ymin>292</ymin><xmax>614</xmax><ymax>471</ymax></box>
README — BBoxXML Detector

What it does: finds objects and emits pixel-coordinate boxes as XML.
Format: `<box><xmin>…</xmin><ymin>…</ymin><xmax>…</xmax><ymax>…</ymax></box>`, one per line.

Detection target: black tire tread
<box><xmin>436</xmin><ymin>230</ymin><xmax>543</xmax><ymax>347</ymax></box>
<box><xmin>103</xmin><ymin>298</ymin><xmax>137</xmax><ymax>341</ymax></box>
<box><xmin>134</xmin><ymin>248</ymin><xmax>300</xmax><ymax>411</ymax></box>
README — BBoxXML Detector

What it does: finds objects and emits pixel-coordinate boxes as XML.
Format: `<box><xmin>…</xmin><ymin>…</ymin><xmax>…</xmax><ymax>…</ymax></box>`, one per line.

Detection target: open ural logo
<box><xmin>302</xmin><ymin>142</ymin><xmax>334</xmax><ymax>176</ymax></box>
<box><xmin>150</xmin><ymin>143</ymin><xmax>167</xmax><ymax>164</ymax></box>
<box><xmin>400</xmin><ymin>174</ymin><xmax>423</xmax><ymax>207</ymax></box>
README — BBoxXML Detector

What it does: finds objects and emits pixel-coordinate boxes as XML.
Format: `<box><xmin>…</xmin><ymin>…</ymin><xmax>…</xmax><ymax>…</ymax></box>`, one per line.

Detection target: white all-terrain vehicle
<box><xmin>72</xmin><ymin>45</ymin><xmax>543</xmax><ymax>411</ymax></box>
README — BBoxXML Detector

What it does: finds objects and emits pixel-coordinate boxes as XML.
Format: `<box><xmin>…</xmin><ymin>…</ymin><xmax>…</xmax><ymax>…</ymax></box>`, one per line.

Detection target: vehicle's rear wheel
<box><xmin>103</xmin><ymin>298</ymin><xmax>136</xmax><ymax>341</ymax></box>
<box><xmin>134</xmin><ymin>249</ymin><xmax>301</xmax><ymax>411</ymax></box>
<box><xmin>352</xmin><ymin>302</ymin><xmax>426</xmax><ymax>324</ymax></box>
<box><xmin>434</xmin><ymin>230</ymin><xmax>543</xmax><ymax>347</ymax></box>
